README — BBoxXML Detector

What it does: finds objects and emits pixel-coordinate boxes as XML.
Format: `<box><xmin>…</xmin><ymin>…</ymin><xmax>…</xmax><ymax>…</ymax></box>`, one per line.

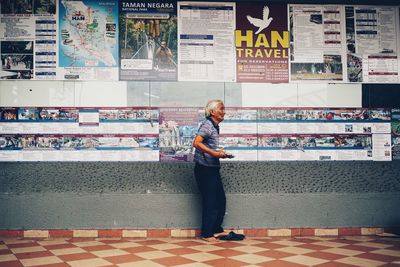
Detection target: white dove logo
<box><xmin>246</xmin><ymin>5</ymin><xmax>273</xmax><ymax>34</ymax></box>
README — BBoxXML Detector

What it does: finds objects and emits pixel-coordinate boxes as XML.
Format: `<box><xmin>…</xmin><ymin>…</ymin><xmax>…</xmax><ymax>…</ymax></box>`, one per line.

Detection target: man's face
<box><xmin>211</xmin><ymin>103</ymin><xmax>225</xmax><ymax>123</ymax></box>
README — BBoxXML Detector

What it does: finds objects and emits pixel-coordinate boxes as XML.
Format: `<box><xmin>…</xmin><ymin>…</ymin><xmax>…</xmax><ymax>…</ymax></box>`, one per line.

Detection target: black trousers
<box><xmin>194</xmin><ymin>163</ymin><xmax>226</xmax><ymax>238</ymax></box>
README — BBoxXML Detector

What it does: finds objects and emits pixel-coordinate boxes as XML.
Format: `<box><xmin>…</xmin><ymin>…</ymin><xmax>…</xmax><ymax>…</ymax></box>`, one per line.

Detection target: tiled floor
<box><xmin>0</xmin><ymin>235</ymin><xmax>399</xmax><ymax>266</ymax></box>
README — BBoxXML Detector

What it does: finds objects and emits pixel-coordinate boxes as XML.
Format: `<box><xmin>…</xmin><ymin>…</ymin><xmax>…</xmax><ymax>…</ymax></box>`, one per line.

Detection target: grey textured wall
<box><xmin>1</xmin><ymin>162</ymin><xmax>400</xmax><ymax>229</ymax></box>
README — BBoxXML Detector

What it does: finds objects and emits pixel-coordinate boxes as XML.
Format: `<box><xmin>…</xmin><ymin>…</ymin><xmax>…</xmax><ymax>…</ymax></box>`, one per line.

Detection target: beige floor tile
<box><xmin>335</xmin><ymin>256</ymin><xmax>386</xmax><ymax>267</ymax></box>
<box><xmin>3</xmin><ymin>239</ymin><xmax>33</xmax><ymax>245</ymax></box>
<box><xmin>148</xmin><ymin>243</ymin><xmax>183</xmax><ymax>250</ymax></box>
<box><xmin>322</xmin><ymin>247</ymin><xmax>364</xmax><ymax>256</ymax></box>
<box><xmin>302</xmin><ymin>236</ymin><xmax>336</xmax><ymax>241</ymax></box>
<box><xmin>231</xmin><ymin>245</ymin><xmax>268</xmax><ymax>253</ymax></box>
<box><xmin>172</xmin><ymin>263</ymin><xmax>211</xmax><ymax>267</ymax></box>
<box><xmin>275</xmin><ymin>246</ymin><xmax>314</xmax><ymax>255</ymax></box>
<box><xmin>271</xmin><ymin>240</ymin><xmax>305</xmax><ymax>246</ymax></box>
<box><xmin>0</xmin><ymin>254</ymin><xmax>17</xmax><ymax>262</ymax></box>
<box><xmin>50</xmin><ymin>247</ymin><xmax>86</xmax><ymax>255</ymax></box>
<box><xmin>190</xmin><ymin>244</ymin><xmax>224</xmax><ymax>252</ymax></box>
<box><xmin>0</xmin><ymin>244</ymin><xmax>7</xmax><ymax>250</ymax></box>
<box><xmin>181</xmin><ymin>252</ymin><xmax>223</xmax><ymax>262</ymax></box>
<box><xmin>67</xmin><ymin>258</ymin><xmax>112</xmax><ymax>267</ymax></box>
<box><xmin>231</xmin><ymin>253</ymin><xmax>273</xmax><ymax>264</ymax></box>
<box><xmin>135</xmin><ymin>250</ymin><xmax>174</xmax><ymax>260</ymax></box>
<box><xmin>312</xmin><ymin>241</ymin><xmax>348</xmax><ymax>247</ymax></box>
<box><xmin>20</xmin><ymin>256</ymin><xmax>62</xmax><ymax>267</ymax></box>
<box><xmin>371</xmin><ymin>249</ymin><xmax>400</xmax><ymax>257</ymax></box>
<box><xmin>238</xmin><ymin>239</ymin><xmax>265</xmax><ymax>245</ymax></box>
<box><xmin>72</xmin><ymin>241</ymin><xmax>105</xmax><ymax>247</ymax></box>
<box><xmin>91</xmin><ymin>248</ymin><xmax>130</xmax><ymax>257</ymax></box>
<box><xmin>37</xmin><ymin>239</ymin><xmax>69</xmax><ymax>246</ymax></box>
<box><xmin>117</xmin><ymin>260</ymin><xmax>164</xmax><ymax>267</ymax></box>
<box><xmin>282</xmin><ymin>255</ymin><xmax>329</xmax><ymax>266</ymax></box>
<box><xmin>96</xmin><ymin>238</ymin><xmax>121</xmax><ymax>241</ymax></box>
<box><xmin>110</xmin><ymin>242</ymin><xmax>143</xmax><ymax>249</ymax></box>
<box><xmin>10</xmin><ymin>246</ymin><xmax>46</xmax><ymax>254</ymax></box>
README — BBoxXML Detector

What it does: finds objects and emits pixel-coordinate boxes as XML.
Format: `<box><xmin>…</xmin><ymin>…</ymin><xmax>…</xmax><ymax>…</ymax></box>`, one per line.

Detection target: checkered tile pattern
<box><xmin>0</xmin><ymin>236</ymin><xmax>399</xmax><ymax>266</ymax></box>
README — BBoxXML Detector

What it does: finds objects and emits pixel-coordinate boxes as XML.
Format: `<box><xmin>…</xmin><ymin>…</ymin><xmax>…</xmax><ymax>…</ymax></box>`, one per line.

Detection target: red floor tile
<box><xmin>172</xmin><ymin>240</ymin><xmax>204</xmax><ymax>247</ymax></box>
<box><xmin>57</xmin><ymin>252</ymin><xmax>97</xmax><ymax>262</ymax></box>
<box><xmin>208</xmin><ymin>248</ymin><xmax>246</xmax><ymax>257</ymax></box>
<box><xmin>340</xmin><ymin>244</ymin><xmax>380</xmax><ymax>252</ymax></box>
<box><xmin>356</xmin><ymin>251</ymin><xmax>400</xmax><ymax>262</ymax></box>
<box><xmin>314</xmin><ymin>262</ymin><xmax>358</xmax><ymax>267</ymax></box>
<box><xmin>204</xmin><ymin>258</ymin><xmax>249</xmax><ymax>267</ymax></box>
<box><xmin>214</xmin><ymin>241</ymin><xmax>246</xmax><ymax>248</ymax></box>
<box><xmin>0</xmin><ymin>249</ymin><xmax>12</xmax><ymax>255</ymax></box>
<box><xmin>42</xmin><ymin>244</ymin><xmax>76</xmax><ymax>250</ymax></box>
<box><xmin>297</xmin><ymin>243</ymin><xmax>335</xmax><ymax>250</ymax></box>
<box><xmin>103</xmin><ymin>253</ymin><xmax>144</xmax><ymax>264</ymax></box>
<box><xmin>122</xmin><ymin>245</ymin><xmax>154</xmax><ymax>253</ymax></box>
<box><xmin>0</xmin><ymin>261</ymin><xmax>24</xmax><ymax>267</ymax></box>
<box><xmin>7</xmin><ymin>242</ymin><xmax>37</xmax><ymax>249</ymax></box>
<box><xmin>254</xmin><ymin>242</ymin><xmax>286</xmax><ymax>249</ymax></box>
<box><xmin>256</xmin><ymin>249</ymin><xmax>299</xmax><ymax>259</ymax></box>
<box><xmin>134</xmin><ymin>239</ymin><xmax>167</xmax><ymax>245</ymax></box>
<box><xmin>14</xmin><ymin>250</ymin><xmax>54</xmax><ymax>259</ymax></box>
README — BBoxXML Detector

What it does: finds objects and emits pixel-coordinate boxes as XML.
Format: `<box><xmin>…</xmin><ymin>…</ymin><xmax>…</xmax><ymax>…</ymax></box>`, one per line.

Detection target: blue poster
<box><xmin>59</xmin><ymin>0</ymin><xmax>118</xmax><ymax>68</ymax></box>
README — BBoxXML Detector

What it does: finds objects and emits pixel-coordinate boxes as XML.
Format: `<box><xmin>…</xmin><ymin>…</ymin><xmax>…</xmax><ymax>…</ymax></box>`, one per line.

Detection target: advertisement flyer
<box><xmin>219</xmin><ymin>134</ymin><xmax>258</xmax><ymax>161</ymax></box>
<box><xmin>99</xmin><ymin>107</ymin><xmax>159</xmax><ymax>134</ymax></box>
<box><xmin>0</xmin><ymin>107</ymin><xmax>160</xmax><ymax>161</ymax></box>
<box><xmin>345</xmin><ymin>6</ymin><xmax>399</xmax><ymax>83</ymax></box>
<box><xmin>178</xmin><ymin>2</ymin><xmax>235</xmax><ymax>82</ymax></box>
<box><xmin>58</xmin><ymin>0</ymin><xmax>119</xmax><ymax>80</ymax></box>
<box><xmin>119</xmin><ymin>0</ymin><xmax>177</xmax><ymax>81</ymax></box>
<box><xmin>257</xmin><ymin>134</ymin><xmax>372</xmax><ymax>161</ymax></box>
<box><xmin>0</xmin><ymin>0</ymin><xmax>57</xmax><ymax>80</ymax></box>
<box><xmin>392</xmin><ymin>108</ymin><xmax>400</xmax><ymax>160</ymax></box>
<box><xmin>159</xmin><ymin>107</ymin><xmax>198</xmax><ymax>161</ymax></box>
<box><xmin>236</xmin><ymin>2</ymin><xmax>289</xmax><ymax>83</ymax></box>
<box><xmin>0</xmin><ymin>134</ymin><xmax>159</xmax><ymax>161</ymax></box>
<box><xmin>290</xmin><ymin>5</ymin><xmax>346</xmax><ymax>82</ymax></box>
<box><xmin>220</xmin><ymin>108</ymin><xmax>257</xmax><ymax>134</ymax></box>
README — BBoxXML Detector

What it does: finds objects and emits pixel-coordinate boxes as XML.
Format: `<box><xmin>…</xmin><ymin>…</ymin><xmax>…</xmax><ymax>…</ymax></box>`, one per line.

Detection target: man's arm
<box><xmin>193</xmin><ymin>135</ymin><xmax>225</xmax><ymax>158</ymax></box>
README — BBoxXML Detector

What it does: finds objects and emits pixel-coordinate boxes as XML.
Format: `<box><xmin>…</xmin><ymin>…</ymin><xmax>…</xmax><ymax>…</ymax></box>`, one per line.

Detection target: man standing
<box><xmin>192</xmin><ymin>100</ymin><xmax>244</xmax><ymax>242</ymax></box>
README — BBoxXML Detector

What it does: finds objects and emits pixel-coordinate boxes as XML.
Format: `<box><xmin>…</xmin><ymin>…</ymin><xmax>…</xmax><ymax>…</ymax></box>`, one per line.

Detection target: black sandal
<box><xmin>217</xmin><ymin>231</ymin><xmax>245</xmax><ymax>241</ymax></box>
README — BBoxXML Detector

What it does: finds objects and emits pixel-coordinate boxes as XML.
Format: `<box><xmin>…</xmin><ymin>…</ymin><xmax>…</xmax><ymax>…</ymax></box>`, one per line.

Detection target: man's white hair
<box><xmin>205</xmin><ymin>100</ymin><xmax>224</xmax><ymax>117</ymax></box>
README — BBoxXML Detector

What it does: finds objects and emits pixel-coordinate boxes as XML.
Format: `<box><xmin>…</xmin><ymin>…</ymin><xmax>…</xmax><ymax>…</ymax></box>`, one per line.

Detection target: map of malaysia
<box><xmin>59</xmin><ymin>0</ymin><xmax>118</xmax><ymax>67</ymax></box>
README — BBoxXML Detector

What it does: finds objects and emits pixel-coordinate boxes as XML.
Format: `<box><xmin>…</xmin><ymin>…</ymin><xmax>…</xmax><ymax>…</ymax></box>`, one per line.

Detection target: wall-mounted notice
<box><xmin>219</xmin><ymin>108</ymin><xmax>258</xmax><ymax>161</ymax></box>
<box><xmin>257</xmin><ymin>108</ymin><xmax>391</xmax><ymax>161</ymax></box>
<box><xmin>258</xmin><ymin>134</ymin><xmax>373</xmax><ymax>161</ymax></box>
<box><xmin>58</xmin><ymin>0</ymin><xmax>119</xmax><ymax>80</ymax></box>
<box><xmin>236</xmin><ymin>2</ymin><xmax>289</xmax><ymax>83</ymax></box>
<box><xmin>392</xmin><ymin>109</ymin><xmax>400</xmax><ymax>160</ymax></box>
<box><xmin>159</xmin><ymin>107</ymin><xmax>198</xmax><ymax>161</ymax></box>
<box><xmin>178</xmin><ymin>2</ymin><xmax>236</xmax><ymax>82</ymax></box>
<box><xmin>119</xmin><ymin>0</ymin><xmax>177</xmax><ymax>81</ymax></box>
<box><xmin>0</xmin><ymin>0</ymin><xmax>57</xmax><ymax>80</ymax></box>
<box><xmin>0</xmin><ymin>107</ymin><xmax>159</xmax><ymax>161</ymax></box>
<box><xmin>345</xmin><ymin>6</ymin><xmax>399</xmax><ymax>83</ymax></box>
<box><xmin>289</xmin><ymin>5</ymin><xmax>346</xmax><ymax>82</ymax></box>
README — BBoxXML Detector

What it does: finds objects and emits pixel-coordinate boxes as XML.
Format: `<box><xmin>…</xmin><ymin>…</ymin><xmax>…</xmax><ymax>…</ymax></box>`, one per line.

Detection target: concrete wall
<box><xmin>1</xmin><ymin>162</ymin><xmax>399</xmax><ymax>229</ymax></box>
